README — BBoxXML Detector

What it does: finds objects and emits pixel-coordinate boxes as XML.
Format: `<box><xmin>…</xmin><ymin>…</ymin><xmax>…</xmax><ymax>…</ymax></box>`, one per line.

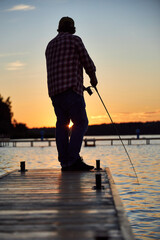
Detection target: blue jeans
<box><xmin>51</xmin><ymin>90</ymin><xmax>88</xmax><ymax>167</ymax></box>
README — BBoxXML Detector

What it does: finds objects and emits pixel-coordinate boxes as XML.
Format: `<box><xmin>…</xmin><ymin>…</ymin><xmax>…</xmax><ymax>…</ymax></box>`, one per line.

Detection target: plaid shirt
<box><xmin>45</xmin><ymin>32</ymin><xmax>96</xmax><ymax>97</ymax></box>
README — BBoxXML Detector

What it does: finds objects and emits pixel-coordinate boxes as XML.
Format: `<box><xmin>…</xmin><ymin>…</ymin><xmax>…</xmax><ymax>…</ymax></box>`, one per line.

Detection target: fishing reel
<box><xmin>83</xmin><ymin>86</ymin><xmax>94</xmax><ymax>96</ymax></box>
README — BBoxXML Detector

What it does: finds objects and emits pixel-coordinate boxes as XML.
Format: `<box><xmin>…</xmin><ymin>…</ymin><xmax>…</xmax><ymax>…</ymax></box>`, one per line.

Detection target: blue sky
<box><xmin>0</xmin><ymin>0</ymin><xmax>160</xmax><ymax>127</ymax></box>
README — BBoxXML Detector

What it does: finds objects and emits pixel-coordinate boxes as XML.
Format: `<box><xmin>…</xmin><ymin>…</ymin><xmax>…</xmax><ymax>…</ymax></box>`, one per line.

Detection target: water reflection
<box><xmin>55</xmin><ymin>171</ymin><xmax>93</xmax><ymax>239</ymax></box>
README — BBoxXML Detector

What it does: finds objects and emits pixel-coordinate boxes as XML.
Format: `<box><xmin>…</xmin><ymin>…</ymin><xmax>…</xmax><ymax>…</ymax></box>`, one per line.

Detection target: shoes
<box><xmin>61</xmin><ymin>157</ymin><xmax>94</xmax><ymax>171</ymax></box>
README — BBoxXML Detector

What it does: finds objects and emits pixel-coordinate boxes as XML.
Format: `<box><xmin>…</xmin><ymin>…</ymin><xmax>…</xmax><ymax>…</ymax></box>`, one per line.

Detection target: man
<box><xmin>45</xmin><ymin>17</ymin><xmax>98</xmax><ymax>171</ymax></box>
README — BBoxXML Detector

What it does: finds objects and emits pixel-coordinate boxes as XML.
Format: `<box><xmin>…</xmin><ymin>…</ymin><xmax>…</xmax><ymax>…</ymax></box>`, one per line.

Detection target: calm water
<box><xmin>0</xmin><ymin>135</ymin><xmax>160</xmax><ymax>240</ymax></box>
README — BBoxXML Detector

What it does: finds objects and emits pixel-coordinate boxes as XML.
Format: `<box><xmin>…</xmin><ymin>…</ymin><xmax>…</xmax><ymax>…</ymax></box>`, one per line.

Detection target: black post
<box><xmin>95</xmin><ymin>159</ymin><xmax>102</xmax><ymax>170</ymax></box>
<box><xmin>20</xmin><ymin>161</ymin><xmax>27</xmax><ymax>172</ymax></box>
<box><xmin>96</xmin><ymin>174</ymin><xmax>102</xmax><ymax>190</ymax></box>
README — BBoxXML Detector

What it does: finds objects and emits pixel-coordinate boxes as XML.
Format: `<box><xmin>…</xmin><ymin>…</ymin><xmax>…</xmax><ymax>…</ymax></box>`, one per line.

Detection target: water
<box><xmin>0</xmin><ymin>135</ymin><xmax>160</xmax><ymax>240</ymax></box>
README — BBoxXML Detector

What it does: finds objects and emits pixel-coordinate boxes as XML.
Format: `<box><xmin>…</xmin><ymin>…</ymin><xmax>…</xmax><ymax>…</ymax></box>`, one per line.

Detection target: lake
<box><xmin>0</xmin><ymin>135</ymin><xmax>160</xmax><ymax>240</ymax></box>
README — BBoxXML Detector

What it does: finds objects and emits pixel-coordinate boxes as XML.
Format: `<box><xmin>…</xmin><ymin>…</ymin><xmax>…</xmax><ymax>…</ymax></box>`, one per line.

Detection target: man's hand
<box><xmin>89</xmin><ymin>72</ymin><xmax>98</xmax><ymax>87</ymax></box>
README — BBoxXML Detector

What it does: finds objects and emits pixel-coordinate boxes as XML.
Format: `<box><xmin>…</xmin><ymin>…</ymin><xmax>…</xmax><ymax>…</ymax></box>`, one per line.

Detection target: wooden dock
<box><xmin>0</xmin><ymin>137</ymin><xmax>160</xmax><ymax>147</ymax></box>
<box><xmin>0</xmin><ymin>168</ymin><xmax>135</xmax><ymax>240</ymax></box>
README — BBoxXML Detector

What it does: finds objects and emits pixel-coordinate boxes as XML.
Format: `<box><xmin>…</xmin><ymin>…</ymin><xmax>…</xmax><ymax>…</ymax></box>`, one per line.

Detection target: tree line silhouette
<box><xmin>0</xmin><ymin>94</ymin><xmax>27</xmax><ymax>138</ymax></box>
<box><xmin>0</xmin><ymin>94</ymin><xmax>160</xmax><ymax>139</ymax></box>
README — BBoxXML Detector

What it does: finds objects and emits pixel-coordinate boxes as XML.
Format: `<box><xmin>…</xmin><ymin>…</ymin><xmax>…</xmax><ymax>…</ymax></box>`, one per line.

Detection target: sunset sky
<box><xmin>0</xmin><ymin>0</ymin><xmax>160</xmax><ymax>128</ymax></box>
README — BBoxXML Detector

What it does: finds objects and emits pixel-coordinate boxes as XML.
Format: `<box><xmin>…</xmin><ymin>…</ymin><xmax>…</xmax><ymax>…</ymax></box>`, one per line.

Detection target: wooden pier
<box><xmin>0</xmin><ymin>167</ymin><xmax>135</xmax><ymax>240</ymax></box>
<box><xmin>0</xmin><ymin>137</ymin><xmax>160</xmax><ymax>147</ymax></box>
<box><xmin>83</xmin><ymin>137</ymin><xmax>160</xmax><ymax>147</ymax></box>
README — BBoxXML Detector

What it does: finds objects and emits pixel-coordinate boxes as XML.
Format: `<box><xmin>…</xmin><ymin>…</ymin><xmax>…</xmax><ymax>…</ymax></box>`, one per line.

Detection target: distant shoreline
<box><xmin>10</xmin><ymin>121</ymin><xmax>160</xmax><ymax>139</ymax></box>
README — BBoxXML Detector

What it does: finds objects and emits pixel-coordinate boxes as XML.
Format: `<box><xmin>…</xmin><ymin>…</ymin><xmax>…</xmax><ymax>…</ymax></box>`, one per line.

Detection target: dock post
<box><xmin>93</xmin><ymin>173</ymin><xmax>104</xmax><ymax>190</ymax></box>
<box><xmin>95</xmin><ymin>174</ymin><xmax>102</xmax><ymax>190</ymax></box>
<box><xmin>95</xmin><ymin>160</ymin><xmax>102</xmax><ymax>170</ymax></box>
<box><xmin>19</xmin><ymin>161</ymin><xmax>28</xmax><ymax>172</ymax></box>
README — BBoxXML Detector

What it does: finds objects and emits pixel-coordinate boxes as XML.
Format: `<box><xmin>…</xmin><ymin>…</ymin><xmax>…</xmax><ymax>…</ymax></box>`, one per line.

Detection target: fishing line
<box><xmin>84</xmin><ymin>85</ymin><xmax>140</xmax><ymax>184</ymax></box>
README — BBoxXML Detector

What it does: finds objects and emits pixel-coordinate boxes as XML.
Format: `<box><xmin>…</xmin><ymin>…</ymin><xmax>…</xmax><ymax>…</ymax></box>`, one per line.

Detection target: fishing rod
<box><xmin>84</xmin><ymin>85</ymin><xmax>140</xmax><ymax>184</ymax></box>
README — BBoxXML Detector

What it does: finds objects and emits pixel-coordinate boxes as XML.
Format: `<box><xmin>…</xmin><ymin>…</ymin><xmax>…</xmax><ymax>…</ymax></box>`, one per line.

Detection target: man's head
<box><xmin>57</xmin><ymin>17</ymin><xmax>76</xmax><ymax>34</ymax></box>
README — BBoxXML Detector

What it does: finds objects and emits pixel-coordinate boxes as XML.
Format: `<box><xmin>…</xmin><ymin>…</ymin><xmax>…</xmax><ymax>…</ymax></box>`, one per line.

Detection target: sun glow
<box><xmin>68</xmin><ymin>120</ymin><xmax>74</xmax><ymax>128</ymax></box>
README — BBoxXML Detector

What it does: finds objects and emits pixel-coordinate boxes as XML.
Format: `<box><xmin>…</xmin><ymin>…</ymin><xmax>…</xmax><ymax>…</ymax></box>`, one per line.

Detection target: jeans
<box><xmin>51</xmin><ymin>90</ymin><xmax>88</xmax><ymax>167</ymax></box>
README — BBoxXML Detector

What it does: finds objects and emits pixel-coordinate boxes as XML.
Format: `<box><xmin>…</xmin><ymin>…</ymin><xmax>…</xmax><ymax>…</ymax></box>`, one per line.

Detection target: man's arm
<box><xmin>75</xmin><ymin>36</ymin><xmax>98</xmax><ymax>87</ymax></box>
<box><xmin>88</xmin><ymin>71</ymin><xmax>98</xmax><ymax>87</ymax></box>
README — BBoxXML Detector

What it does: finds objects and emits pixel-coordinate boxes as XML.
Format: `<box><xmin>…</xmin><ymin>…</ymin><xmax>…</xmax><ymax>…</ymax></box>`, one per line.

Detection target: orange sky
<box><xmin>1</xmin><ymin>1</ymin><xmax>160</xmax><ymax>128</ymax></box>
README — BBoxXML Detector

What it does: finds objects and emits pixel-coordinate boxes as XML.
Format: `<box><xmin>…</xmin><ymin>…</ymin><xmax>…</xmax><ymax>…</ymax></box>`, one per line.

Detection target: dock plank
<box><xmin>0</xmin><ymin>168</ymin><xmax>135</xmax><ymax>240</ymax></box>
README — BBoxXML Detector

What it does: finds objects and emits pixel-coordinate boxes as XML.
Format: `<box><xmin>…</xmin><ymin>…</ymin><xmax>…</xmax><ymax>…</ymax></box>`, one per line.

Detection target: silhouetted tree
<box><xmin>12</xmin><ymin>120</ymin><xmax>28</xmax><ymax>138</ymax></box>
<box><xmin>0</xmin><ymin>94</ymin><xmax>13</xmax><ymax>136</ymax></box>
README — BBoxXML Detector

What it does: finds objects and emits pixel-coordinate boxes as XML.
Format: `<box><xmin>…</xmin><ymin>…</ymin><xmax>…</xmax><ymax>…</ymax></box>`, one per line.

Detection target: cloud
<box><xmin>6</xmin><ymin>61</ymin><xmax>26</xmax><ymax>71</ymax></box>
<box><xmin>6</xmin><ymin>4</ymin><xmax>35</xmax><ymax>11</ymax></box>
<box><xmin>116</xmin><ymin>110</ymin><xmax>160</xmax><ymax>118</ymax></box>
<box><xmin>90</xmin><ymin>110</ymin><xmax>160</xmax><ymax>124</ymax></box>
<box><xmin>143</xmin><ymin>110</ymin><xmax>160</xmax><ymax>115</ymax></box>
<box><xmin>91</xmin><ymin>115</ymin><xmax>107</xmax><ymax>119</ymax></box>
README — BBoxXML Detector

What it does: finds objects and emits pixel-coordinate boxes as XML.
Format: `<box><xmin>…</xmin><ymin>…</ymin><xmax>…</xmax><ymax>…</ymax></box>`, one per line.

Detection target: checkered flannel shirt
<box><xmin>45</xmin><ymin>32</ymin><xmax>96</xmax><ymax>97</ymax></box>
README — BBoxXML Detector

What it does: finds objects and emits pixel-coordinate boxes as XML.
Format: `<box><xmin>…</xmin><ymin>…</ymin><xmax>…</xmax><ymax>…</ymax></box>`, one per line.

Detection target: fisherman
<box><xmin>45</xmin><ymin>17</ymin><xmax>98</xmax><ymax>171</ymax></box>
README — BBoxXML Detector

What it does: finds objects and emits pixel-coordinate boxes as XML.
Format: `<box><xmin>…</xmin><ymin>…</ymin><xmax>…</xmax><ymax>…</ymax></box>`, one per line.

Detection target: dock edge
<box><xmin>106</xmin><ymin>167</ymin><xmax>135</xmax><ymax>240</ymax></box>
